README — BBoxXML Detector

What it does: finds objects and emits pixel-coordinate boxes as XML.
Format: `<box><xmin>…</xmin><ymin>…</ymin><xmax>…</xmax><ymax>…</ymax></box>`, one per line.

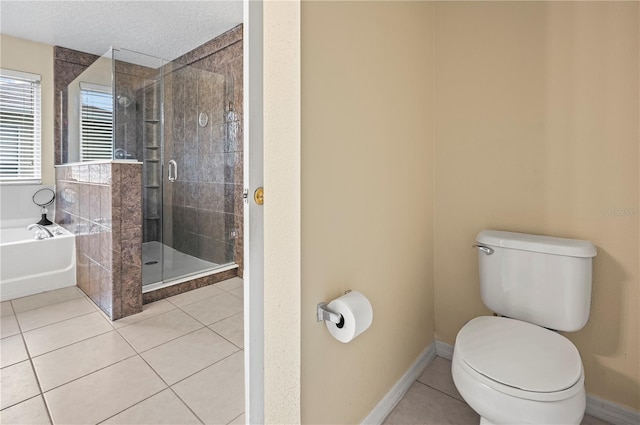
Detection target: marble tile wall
<box><xmin>54</xmin><ymin>47</ymin><xmax>99</xmax><ymax>165</ymax></box>
<box><xmin>171</xmin><ymin>24</ymin><xmax>244</xmax><ymax>277</ymax></box>
<box><xmin>55</xmin><ymin>162</ymin><xmax>143</xmax><ymax>320</ymax></box>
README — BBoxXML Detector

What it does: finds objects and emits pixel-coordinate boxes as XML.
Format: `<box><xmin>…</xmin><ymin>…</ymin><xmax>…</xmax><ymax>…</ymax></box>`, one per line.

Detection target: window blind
<box><xmin>80</xmin><ymin>84</ymin><xmax>113</xmax><ymax>161</ymax></box>
<box><xmin>0</xmin><ymin>69</ymin><xmax>42</xmax><ymax>183</ymax></box>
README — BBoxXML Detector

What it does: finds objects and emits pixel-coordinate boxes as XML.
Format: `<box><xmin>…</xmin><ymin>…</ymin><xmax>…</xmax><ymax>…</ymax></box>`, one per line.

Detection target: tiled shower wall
<box><xmin>55</xmin><ymin>162</ymin><xmax>142</xmax><ymax>320</ymax></box>
<box><xmin>54</xmin><ymin>47</ymin><xmax>99</xmax><ymax>165</ymax></box>
<box><xmin>171</xmin><ymin>24</ymin><xmax>244</xmax><ymax>277</ymax></box>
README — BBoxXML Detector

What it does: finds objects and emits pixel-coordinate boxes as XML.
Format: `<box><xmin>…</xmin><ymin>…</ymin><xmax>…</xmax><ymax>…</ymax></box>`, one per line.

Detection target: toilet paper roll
<box><xmin>325</xmin><ymin>291</ymin><xmax>373</xmax><ymax>343</ymax></box>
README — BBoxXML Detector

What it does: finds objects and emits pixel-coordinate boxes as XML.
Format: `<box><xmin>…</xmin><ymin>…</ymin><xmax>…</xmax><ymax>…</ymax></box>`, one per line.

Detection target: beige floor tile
<box><xmin>172</xmin><ymin>351</ymin><xmax>244</xmax><ymax>425</ymax></box>
<box><xmin>0</xmin><ymin>395</ymin><xmax>51</xmax><ymax>425</ymax></box>
<box><xmin>383</xmin><ymin>382</ymin><xmax>478</xmax><ymax>425</ymax></box>
<box><xmin>112</xmin><ymin>299</ymin><xmax>176</xmax><ymax>329</ymax></box>
<box><xmin>102</xmin><ymin>389</ymin><xmax>201</xmax><ymax>425</ymax></box>
<box><xmin>0</xmin><ymin>334</ymin><xmax>29</xmax><ymax>368</ymax></box>
<box><xmin>417</xmin><ymin>357</ymin><xmax>463</xmax><ymax>401</ymax></box>
<box><xmin>117</xmin><ymin>309</ymin><xmax>202</xmax><ymax>353</ymax></box>
<box><xmin>33</xmin><ymin>331</ymin><xmax>136</xmax><ymax>391</ymax></box>
<box><xmin>582</xmin><ymin>415</ymin><xmax>612</xmax><ymax>425</ymax></box>
<box><xmin>215</xmin><ymin>277</ymin><xmax>243</xmax><ymax>292</ymax></box>
<box><xmin>181</xmin><ymin>293</ymin><xmax>243</xmax><ymax>326</ymax></box>
<box><xmin>227</xmin><ymin>413</ymin><xmax>245</xmax><ymax>425</ymax></box>
<box><xmin>230</xmin><ymin>287</ymin><xmax>243</xmax><ymax>299</ymax></box>
<box><xmin>11</xmin><ymin>286</ymin><xmax>83</xmax><ymax>314</ymax></box>
<box><xmin>44</xmin><ymin>356</ymin><xmax>166</xmax><ymax>425</ymax></box>
<box><xmin>23</xmin><ymin>311</ymin><xmax>113</xmax><ymax>357</ymax></box>
<box><xmin>0</xmin><ymin>314</ymin><xmax>20</xmax><ymax>338</ymax></box>
<box><xmin>0</xmin><ymin>360</ymin><xmax>41</xmax><ymax>410</ymax></box>
<box><xmin>1</xmin><ymin>300</ymin><xmax>14</xmax><ymax>317</ymax></box>
<box><xmin>166</xmin><ymin>284</ymin><xmax>225</xmax><ymax>308</ymax></box>
<box><xmin>209</xmin><ymin>313</ymin><xmax>244</xmax><ymax>348</ymax></box>
<box><xmin>17</xmin><ymin>297</ymin><xmax>97</xmax><ymax>332</ymax></box>
<box><xmin>142</xmin><ymin>327</ymin><xmax>238</xmax><ymax>385</ymax></box>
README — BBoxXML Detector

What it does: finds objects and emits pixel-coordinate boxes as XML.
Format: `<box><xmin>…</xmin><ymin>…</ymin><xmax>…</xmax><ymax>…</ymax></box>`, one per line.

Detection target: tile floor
<box><xmin>0</xmin><ymin>277</ymin><xmax>245</xmax><ymax>425</ymax></box>
<box><xmin>2</xmin><ymin>281</ymin><xmax>613</xmax><ymax>425</ymax></box>
<box><xmin>383</xmin><ymin>357</ymin><xmax>611</xmax><ymax>425</ymax></box>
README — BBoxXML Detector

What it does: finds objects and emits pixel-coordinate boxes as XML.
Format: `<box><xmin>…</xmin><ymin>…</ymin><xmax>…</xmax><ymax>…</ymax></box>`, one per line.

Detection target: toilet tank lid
<box><xmin>477</xmin><ymin>230</ymin><xmax>597</xmax><ymax>258</ymax></box>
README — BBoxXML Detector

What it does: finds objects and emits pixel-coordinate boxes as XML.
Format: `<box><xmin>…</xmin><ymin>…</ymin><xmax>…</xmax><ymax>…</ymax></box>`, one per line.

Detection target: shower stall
<box><xmin>61</xmin><ymin>48</ymin><xmax>240</xmax><ymax>292</ymax></box>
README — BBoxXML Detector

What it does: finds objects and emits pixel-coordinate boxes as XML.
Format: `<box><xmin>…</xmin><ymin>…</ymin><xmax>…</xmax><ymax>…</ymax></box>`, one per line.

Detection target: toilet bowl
<box><xmin>452</xmin><ymin>316</ymin><xmax>586</xmax><ymax>425</ymax></box>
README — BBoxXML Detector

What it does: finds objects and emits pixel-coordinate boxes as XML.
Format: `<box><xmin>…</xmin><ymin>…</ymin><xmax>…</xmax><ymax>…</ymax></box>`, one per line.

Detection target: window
<box><xmin>80</xmin><ymin>83</ymin><xmax>113</xmax><ymax>161</ymax></box>
<box><xmin>0</xmin><ymin>69</ymin><xmax>41</xmax><ymax>183</ymax></box>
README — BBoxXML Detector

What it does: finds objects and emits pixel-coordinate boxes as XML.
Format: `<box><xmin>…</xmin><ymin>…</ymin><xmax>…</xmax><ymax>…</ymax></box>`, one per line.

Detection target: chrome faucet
<box><xmin>27</xmin><ymin>224</ymin><xmax>54</xmax><ymax>239</ymax></box>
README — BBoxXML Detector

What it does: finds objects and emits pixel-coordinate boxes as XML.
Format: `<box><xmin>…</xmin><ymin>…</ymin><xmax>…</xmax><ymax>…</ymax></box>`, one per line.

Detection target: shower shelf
<box><xmin>145</xmin><ymin>146</ymin><xmax>160</xmax><ymax>150</ymax></box>
<box><xmin>145</xmin><ymin>119</ymin><xmax>160</xmax><ymax>124</ymax></box>
<box><xmin>145</xmin><ymin>185</ymin><xmax>160</xmax><ymax>188</ymax></box>
<box><xmin>145</xmin><ymin>215</ymin><xmax>160</xmax><ymax>220</ymax></box>
<box><xmin>144</xmin><ymin>159</ymin><xmax>160</xmax><ymax>163</ymax></box>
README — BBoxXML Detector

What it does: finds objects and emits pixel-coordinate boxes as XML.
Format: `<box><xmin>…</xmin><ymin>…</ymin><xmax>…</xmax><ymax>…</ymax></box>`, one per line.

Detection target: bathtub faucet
<box><xmin>27</xmin><ymin>224</ymin><xmax>54</xmax><ymax>239</ymax></box>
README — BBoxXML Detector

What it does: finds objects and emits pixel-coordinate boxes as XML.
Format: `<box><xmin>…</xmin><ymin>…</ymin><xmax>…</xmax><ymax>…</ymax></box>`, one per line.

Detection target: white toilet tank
<box><xmin>475</xmin><ymin>230</ymin><xmax>597</xmax><ymax>332</ymax></box>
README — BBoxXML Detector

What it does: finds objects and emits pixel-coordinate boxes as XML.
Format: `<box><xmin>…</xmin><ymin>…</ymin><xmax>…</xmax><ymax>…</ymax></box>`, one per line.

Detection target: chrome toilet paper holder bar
<box><xmin>317</xmin><ymin>302</ymin><xmax>343</xmax><ymax>324</ymax></box>
<box><xmin>317</xmin><ymin>290</ymin><xmax>351</xmax><ymax>327</ymax></box>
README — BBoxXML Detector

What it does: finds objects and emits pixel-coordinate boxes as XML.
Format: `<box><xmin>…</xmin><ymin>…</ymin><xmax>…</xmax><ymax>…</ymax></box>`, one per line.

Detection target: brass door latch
<box><xmin>254</xmin><ymin>187</ymin><xmax>264</xmax><ymax>205</ymax></box>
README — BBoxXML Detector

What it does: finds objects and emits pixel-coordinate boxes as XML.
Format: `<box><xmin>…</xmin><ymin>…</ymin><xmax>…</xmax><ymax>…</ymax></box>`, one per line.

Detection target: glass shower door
<box><xmin>159</xmin><ymin>60</ymin><xmax>237</xmax><ymax>284</ymax></box>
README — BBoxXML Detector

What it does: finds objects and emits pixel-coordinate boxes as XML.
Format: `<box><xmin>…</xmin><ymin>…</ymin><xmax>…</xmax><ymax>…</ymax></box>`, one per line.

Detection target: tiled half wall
<box><xmin>55</xmin><ymin>162</ymin><xmax>143</xmax><ymax>320</ymax></box>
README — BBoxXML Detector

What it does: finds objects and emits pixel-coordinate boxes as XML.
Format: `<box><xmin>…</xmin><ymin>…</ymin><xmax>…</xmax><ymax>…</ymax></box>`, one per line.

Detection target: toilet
<box><xmin>451</xmin><ymin>230</ymin><xmax>597</xmax><ymax>425</ymax></box>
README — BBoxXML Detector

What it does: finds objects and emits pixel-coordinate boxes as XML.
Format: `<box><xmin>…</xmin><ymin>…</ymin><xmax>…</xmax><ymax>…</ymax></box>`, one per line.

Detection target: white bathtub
<box><xmin>0</xmin><ymin>226</ymin><xmax>76</xmax><ymax>301</ymax></box>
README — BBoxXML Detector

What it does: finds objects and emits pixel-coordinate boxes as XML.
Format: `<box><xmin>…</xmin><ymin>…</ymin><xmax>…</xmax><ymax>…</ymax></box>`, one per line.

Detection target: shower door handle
<box><xmin>168</xmin><ymin>160</ymin><xmax>177</xmax><ymax>182</ymax></box>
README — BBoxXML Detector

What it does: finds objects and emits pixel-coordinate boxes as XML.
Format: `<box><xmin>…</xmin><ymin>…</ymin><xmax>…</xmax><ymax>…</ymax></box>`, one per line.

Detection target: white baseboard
<box><xmin>361</xmin><ymin>341</ymin><xmax>437</xmax><ymax>425</ymax></box>
<box><xmin>435</xmin><ymin>340</ymin><xmax>454</xmax><ymax>360</ymax></box>
<box><xmin>432</xmin><ymin>341</ymin><xmax>639</xmax><ymax>425</ymax></box>
<box><xmin>586</xmin><ymin>394</ymin><xmax>640</xmax><ymax>425</ymax></box>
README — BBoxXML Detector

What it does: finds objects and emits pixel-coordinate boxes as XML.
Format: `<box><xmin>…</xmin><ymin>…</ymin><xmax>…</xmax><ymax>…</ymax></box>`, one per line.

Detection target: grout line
<box><xmin>23</xmin><ymin>313</ymin><xmax>115</xmax><ymax>359</ymax></box>
<box><xmin>11</xmin><ymin>311</ymin><xmax>55</xmax><ymax>425</ymax></box>
<box><xmin>110</xmin><ymin>302</ymin><xmax>178</xmax><ymax>330</ymax></box>
<box><xmin>16</xmin><ymin>303</ymin><xmax>100</xmax><ymax>334</ymax></box>
<box><xmin>226</xmin><ymin>412</ymin><xmax>244</xmax><ymax>425</ymax></box>
<box><xmin>109</xmin><ymin>330</ymin><xmax>208</xmax><ymax>425</ymax></box>
<box><xmin>28</xmin><ymin>326</ymin><xmax>116</xmax><ymax>359</ymax></box>
<box><xmin>415</xmin><ymin>380</ymin><xmax>466</xmax><ymax>404</ymax></box>
<box><xmin>165</xmin><ymin>289</ymin><xmax>227</xmax><ymax>309</ymax></box>
<box><xmin>0</xmin><ymin>393</ymin><xmax>51</xmax><ymax>422</ymax></box>
<box><xmin>177</xmin><ymin>300</ymin><xmax>243</xmax><ymax>329</ymax></box>
<box><xmin>208</xmin><ymin>326</ymin><xmax>243</xmax><ymax>350</ymax></box>
<box><xmin>133</xmin><ymin>325</ymin><xmax>209</xmax><ymax>355</ymax></box>
<box><xmin>8</xmin><ymin>286</ymin><xmax>85</xmax><ymax>313</ymax></box>
<box><xmin>40</xmin><ymin>352</ymin><xmax>139</xmax><ymax>394</ymax></box>
<box><xmin>95</xmin><ymin>386</ymin><xmax>168</xmax><ymax>424</ymax></box>
<box><xmin>166</xmin><ymin>349</ymin><xmax>241</xmax><ymax>388</ymax></box>
<box><xmin>167</xmin><ymin>386</ymin><xmax>206</xmax><ymax>425</ymax></box>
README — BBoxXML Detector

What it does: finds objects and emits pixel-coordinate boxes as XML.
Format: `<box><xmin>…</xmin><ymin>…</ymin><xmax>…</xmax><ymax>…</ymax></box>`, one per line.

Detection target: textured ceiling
<box><xmin>0</xmin><ymin>0</ymin><xmax>243</xmax><ymax>62</ymax></box>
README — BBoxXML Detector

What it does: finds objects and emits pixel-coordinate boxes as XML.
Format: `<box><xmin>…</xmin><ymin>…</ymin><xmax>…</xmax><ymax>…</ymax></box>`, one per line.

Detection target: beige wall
<box><xmin>0</xmin><ymin>35</ymin><xmax>55</xmax><ymax>185</ymax></box>
<box><xmin>433</xmin><ymin>1</ymin><xmax>639</xmax><ymax>411</ymax></box>
<box><xmin>301</xmin><ymin>2</ymin><xmax>435</xmax><ymax>423</ymax></box>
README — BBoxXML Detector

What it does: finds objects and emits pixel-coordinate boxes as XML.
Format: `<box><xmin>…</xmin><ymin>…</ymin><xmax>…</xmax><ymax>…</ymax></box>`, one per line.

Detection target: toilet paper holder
<box><xmin>317</xmin><ymin>290</ymin><xmax>351</xmax><ymax>327</ymax></box>
<box><xmin>317</xmin><ymin>302</ymin><xmax>343</xmax><ymax>325</ymax></box>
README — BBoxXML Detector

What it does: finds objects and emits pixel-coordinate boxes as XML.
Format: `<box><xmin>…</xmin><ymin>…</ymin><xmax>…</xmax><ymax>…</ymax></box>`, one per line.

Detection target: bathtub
<box><xmin>0</xmin><ymin>226</ymin><xmax>76</xmax><ymax>301</ymax></box>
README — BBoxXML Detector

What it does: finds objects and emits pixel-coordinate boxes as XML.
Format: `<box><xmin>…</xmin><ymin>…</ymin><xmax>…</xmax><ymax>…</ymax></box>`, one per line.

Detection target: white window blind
<box><xmin>0</xmin><ymin>69</ymin><xmax>42</xmax><ymax>183</ymax></box>
<box><xmin>80</xmin><ymin>83</ymin><xmax>113</xmax><ymax>161</ymax></box>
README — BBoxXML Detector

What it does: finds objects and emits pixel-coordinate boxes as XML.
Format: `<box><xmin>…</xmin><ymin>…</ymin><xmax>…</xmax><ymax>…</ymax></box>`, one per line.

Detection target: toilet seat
<box><xmin>455</xmin><ymin>316</ymin><xmax>584</xmax><ymax>402</ymax></box>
